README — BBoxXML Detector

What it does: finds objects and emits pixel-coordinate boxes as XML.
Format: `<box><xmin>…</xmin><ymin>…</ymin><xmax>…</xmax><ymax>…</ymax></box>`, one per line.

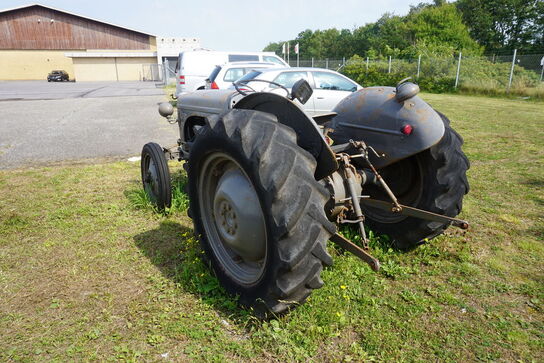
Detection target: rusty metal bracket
<box><xmin>338</xmin><ymin>153</ymin><xmax>369</xmax><ymax>248</ymax></box>
<box><xmin>360</xmin><ymin>198</ymin><xmax>469</xmax><ymax>230</ymax></box>
<box><xmin>329</xmin><ymin>233</ymin><xmax>380</xmax><ymax>271</ymax></box>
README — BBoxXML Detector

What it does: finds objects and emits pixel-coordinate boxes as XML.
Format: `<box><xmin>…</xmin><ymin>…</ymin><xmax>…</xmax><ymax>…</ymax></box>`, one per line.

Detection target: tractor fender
<box><xmin>330</xmin><ymin>86</ymin><xmax>445</xmax><ymax>168</ymax></box>
<box><xmin>234</xmin><ymin>92</ymin><xmax>338</xmax><ymax>180</ymax></box>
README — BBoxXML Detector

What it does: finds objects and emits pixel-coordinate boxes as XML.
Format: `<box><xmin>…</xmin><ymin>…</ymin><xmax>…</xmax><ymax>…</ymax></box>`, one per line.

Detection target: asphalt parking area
<box><xmin>0</xmin><ymin>82</ymin><xmax>178</xmax><ymax>169</ymax></box>
<box><xmin>0</xmin><ymin>81</ymin><xmax>164</xmax><ymax>100</ymax></box>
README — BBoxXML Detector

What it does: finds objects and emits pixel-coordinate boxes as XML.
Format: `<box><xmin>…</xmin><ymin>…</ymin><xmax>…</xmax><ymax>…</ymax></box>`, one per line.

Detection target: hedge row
<box><xmin>342</xmin><ymin>55</ymin><xmax>544</xmax><ymax>98</ymax></box>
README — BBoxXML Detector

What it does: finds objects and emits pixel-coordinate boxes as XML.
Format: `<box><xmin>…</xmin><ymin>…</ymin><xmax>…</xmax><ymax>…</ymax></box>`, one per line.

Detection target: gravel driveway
<box><xmin>0</xmin><ymin>82</ymin><xmax>178</xmax><ymax>169</ymax></box>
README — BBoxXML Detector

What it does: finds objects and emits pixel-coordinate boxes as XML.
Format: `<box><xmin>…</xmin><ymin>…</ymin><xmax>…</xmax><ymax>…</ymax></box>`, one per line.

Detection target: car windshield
<box><xmin>224</xmin><ymin>68</ymin><xmax>246</xmax><ymax>82</ymax></box>
<box><xmin>272</xmin><ymin>71</ymin><xmax>309</xmax><ymax>88</ymax></box>
<box><xmin>263</xmin><ymin>56</ymin><xmax>285</xmax><ymax>65</ymax></box>
<box><xmin>312</xmin><ymin>71</ymin><xmax>357</xmax><ymax>91</ymax></box>
<box><xmin>236</xmin><ymin>70</ymin><xmax>263</xmax><ymax>83</ymax></box>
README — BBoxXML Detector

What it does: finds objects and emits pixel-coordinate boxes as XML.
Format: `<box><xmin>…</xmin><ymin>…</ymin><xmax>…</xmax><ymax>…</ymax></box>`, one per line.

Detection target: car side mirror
<box><xmin>291</xmin><ymin>79</ymin><xmax>313</xmax><ymax>104</ymax></box>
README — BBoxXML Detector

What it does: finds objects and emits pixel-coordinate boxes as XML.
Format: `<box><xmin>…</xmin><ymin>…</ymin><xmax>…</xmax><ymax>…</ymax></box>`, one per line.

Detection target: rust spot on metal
<box><xmin>354</xmin><ymin>93</ymin><xmax>367</xmax><ymax>111</ymax></box>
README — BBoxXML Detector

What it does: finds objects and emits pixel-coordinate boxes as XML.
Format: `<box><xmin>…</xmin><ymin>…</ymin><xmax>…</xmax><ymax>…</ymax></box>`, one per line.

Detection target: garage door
<box><xmin>72</xmin><ymin>57</ymin><xmax>157</xmax><ymax>81</ymax></box>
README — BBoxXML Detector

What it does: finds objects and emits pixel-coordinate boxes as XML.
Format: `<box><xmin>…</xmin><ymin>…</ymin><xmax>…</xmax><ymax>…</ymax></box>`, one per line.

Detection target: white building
<box><xmin>157</xmin><ymin>37</ymin><xmax>200</xmax><ymax>67</ymax></box>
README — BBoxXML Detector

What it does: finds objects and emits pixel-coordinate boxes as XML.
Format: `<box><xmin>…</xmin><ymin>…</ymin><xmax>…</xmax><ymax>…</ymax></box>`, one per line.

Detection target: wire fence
<box><xmin>142</xmin><ymin>62</ymin><xmax>178</xmax><ymax>84</ymax></box>
<box><xmin>286</xmin><ymin>51</ymin><xmax>544</xmax><ymax>96</ymax></box>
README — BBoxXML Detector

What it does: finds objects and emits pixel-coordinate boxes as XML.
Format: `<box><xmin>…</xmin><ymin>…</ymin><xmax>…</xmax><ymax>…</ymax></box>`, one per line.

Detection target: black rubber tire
<box><xmin>362</xmin><ymin>113</ymin><xmax>470</xmax><ymax>249</ymax></box>
<box><xmin>187</xmin><ymin>109</ymin><xmax>335</xmax><ymax>315</ymax></box>
<box><xmin>141</xmin><ymin>142</ymin><xmax>172</xmax><ymax>210</ymax></box>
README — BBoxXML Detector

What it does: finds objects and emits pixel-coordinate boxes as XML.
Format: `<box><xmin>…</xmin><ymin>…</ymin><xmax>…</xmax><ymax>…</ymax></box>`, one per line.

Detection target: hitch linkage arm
<box><xmin>329</xmin><ymin>140</ymin><xmax>469</xmax><ymax>272</ymax></box>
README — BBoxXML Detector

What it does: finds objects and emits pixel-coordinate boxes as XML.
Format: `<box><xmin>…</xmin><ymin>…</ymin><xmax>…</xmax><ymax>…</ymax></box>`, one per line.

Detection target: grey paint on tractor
<box><xmin>149</xmin><ymin>80</ymin><xmax>470</xmax><ymax>315</ymax></box>
<box><xmin>233</xmin><ymin>92</ymin><xmax>337</xmax><ymax>180</ymax></box>
<box><xmin>176</xmin><ymin>85</ymin><xmax>445</xmax><ymax>178</ymax></box>
<box><xmin>331</xmin><ymin>86</ymin><xmax>445</xmax><ymax>169</ymax></box>
<box><xmin>176</xmin><ymin>90</ymin><xmax>338</xmax><ymax>180</ymax></box>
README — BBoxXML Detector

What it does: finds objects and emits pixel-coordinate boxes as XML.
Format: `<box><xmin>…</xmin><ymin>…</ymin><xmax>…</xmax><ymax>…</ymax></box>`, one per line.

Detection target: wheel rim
<box><xmin>143</xmin><ymin>156</ymin><xmax>160</xmax><ymax>202</ymax></box>
<box><xmin>198</xmin><ymin>152</ymin><xmax>267</xmax><ymax>286</ymax></box>
<box><xmin>362</xmin><ymin>154</ymin><xmax>424</xmax><ymax>223</ymax></box>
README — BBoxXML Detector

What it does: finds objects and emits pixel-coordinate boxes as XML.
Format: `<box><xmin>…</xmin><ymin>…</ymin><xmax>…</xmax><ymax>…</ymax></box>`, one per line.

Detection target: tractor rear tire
<box><xmin>362</xmin><ymin>113</ymin><xmax>469</xmax><ymax>249</ymax></box>
<box><xmin>141</xmin><ymin>142</ymin><xmax>172</xmax><ymax>211</ymax></box>
<box><xmin>187</xmin><ymin>109</ymin><xmax>335</xmax><ymax>315</ymax></box>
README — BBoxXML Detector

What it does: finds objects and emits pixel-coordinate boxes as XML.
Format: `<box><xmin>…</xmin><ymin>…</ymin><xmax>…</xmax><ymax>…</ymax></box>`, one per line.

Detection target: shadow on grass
<box><xmin>521</xmin><ymin>177</ymin><xmax>544</xmax><ymax>189</ymax></box>
<box><xmin>133</xmin><ymin>220</ymin><xmax>250</xmax><ymax>321</ymax></box>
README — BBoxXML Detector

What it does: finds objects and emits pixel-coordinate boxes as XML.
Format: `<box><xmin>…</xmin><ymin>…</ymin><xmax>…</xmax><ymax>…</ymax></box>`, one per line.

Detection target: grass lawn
<box><xmin>1</xmin><ymin>93</ymin><xmax>543</xmax><ymax>361</ymax></box>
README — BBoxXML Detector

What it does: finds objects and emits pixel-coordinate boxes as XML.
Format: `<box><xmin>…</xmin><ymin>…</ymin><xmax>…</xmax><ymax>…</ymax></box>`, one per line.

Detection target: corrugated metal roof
<box><xmin>0</xmin><ymin>3</ymin><xmax>155</xmax><ymax>36</ymax></box>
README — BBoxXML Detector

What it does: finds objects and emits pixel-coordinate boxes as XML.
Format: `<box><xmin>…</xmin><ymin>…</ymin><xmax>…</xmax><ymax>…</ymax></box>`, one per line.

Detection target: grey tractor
<box><xmin>141</xmin><ymin>78</ymin><xmax>469</xmax><ymax>315</ymax></box>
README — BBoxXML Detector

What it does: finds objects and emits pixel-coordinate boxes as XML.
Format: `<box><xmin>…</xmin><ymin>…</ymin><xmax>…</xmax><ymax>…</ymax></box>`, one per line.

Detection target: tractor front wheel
<box><xmin>141</xmin><ymin>142</ymin><xmax>172</xmax><ymax>211</ymax></box>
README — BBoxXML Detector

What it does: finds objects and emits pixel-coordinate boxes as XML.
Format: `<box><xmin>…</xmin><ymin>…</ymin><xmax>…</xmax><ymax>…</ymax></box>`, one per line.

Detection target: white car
<box><xmin>174</xmin><ymin>50</ymin><xmax>288</xmax><ymax>96</ymax></box>
<box><xmin>205</xmin><ymin>62</ymin><xmax>284</xmax><ymax>90</ymax></box>
<box><xmin>232</xmin><ymin>67</ymin><xmax>362</xmax><ymax>116</ymax></box>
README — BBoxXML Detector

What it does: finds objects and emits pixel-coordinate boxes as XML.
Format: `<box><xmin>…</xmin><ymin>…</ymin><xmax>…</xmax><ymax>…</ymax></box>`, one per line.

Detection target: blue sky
<box><xmin>2</xmin><ymin>0</ymin><xmax>423</xmax><ymax>51</ymax></box>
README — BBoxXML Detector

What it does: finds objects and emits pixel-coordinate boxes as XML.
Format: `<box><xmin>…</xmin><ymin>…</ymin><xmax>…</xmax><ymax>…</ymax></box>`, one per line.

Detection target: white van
<box><xmin>174</xmin><ymin>50</ymin><xmax>287</xmax><ymax>96</ymax></box>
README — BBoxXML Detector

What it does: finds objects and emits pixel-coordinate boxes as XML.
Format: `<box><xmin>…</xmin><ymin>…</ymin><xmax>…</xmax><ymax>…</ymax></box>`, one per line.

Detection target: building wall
<box><xmin>0</xmin><ymin>5</ymin><xmax>159</xmax><ymax>81</ymax></box>
<box><xmin>149</xmin><ymin>36</ymin><xmax>157</xmax><ymax>51</ymax></box>
<box><xmin>72</xmin><ymin>57</ymin><xmax>157</xmax><ymax>81</ymax></box>
<box><xmin>0</xmin><ymin>5</ymin><xmax>152</xmax><ymax>50</ymax></box>
<box><xmin>0</xmin><ymin>49</ymin><xmax>75</xmax><ymax>80</ymax></box>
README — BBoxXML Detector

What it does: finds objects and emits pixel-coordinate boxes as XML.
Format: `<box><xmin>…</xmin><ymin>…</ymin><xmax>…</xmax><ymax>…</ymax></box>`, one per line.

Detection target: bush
<box><xmin>342</xmin><ymin>54</ymin><xmax>544</xmax><ymax>99</ymax></box>
<box><xmin>343</xmin><ymin>55</ymin><xmax>456</xmax><ymax>93</ymax></box>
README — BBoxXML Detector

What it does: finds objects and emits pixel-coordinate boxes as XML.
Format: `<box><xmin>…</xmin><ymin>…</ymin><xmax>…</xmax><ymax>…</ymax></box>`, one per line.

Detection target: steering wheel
<box><xmin>233</xmin><ymin>81</ymin><xmax>257</xmax><ymax>96</ymax></box>
<box><xmin>234</xmin><ymin>79</ymin><xmax>291</xmax><ymax>98</ymax></box>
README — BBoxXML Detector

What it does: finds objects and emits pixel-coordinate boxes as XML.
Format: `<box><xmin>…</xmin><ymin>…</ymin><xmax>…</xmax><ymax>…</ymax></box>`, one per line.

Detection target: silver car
<box><xmin>205</xmin><ymin>62</ymin><xmax>283</xmax><ymax>90</ymax></box>
<box><xmin>231</xmin><ymin>67</ymin><xmax>362</xmax><ymax>115</ymax></box>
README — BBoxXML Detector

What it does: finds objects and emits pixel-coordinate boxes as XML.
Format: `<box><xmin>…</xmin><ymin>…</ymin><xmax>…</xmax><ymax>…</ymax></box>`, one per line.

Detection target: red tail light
<box><xmin>211</xmin><ymin>81</ymin><xmax>219</xmax><ymax>89</ymax></box>
<box><xmin>401</xmin><ymin>124</ymin><xmax>413</xmax><ymax>135</ymax></box>
<box><xmin>179</xmin><ymin>75</ymin><xmax>185</xmax><ymax>85</ymax></box>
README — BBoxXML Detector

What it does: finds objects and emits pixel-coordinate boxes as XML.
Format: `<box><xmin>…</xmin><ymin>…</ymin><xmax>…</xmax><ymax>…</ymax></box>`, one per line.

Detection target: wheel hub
<box><xmin>213</xmin><ymin>168</ymin><xmax>266</xmax><ymax>262</ymax></box>
<box><xmin>145</xmin><ymin>159</ymin><xmax>159</xmax><ymax>197</ymax></box>
<box><xmin>217</xmin><ymin>200</ymin><xmax>237</xmax><ymax>236</ymax></box>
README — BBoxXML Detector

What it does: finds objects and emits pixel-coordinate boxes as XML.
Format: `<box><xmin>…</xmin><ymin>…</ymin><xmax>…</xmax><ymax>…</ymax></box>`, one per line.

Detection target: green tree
<box><xmin>456</xmin><ymin>0</ymin><xmax>544</xmax><ymax>52</ymax></box>
<box><xmin>263</xmin><ymin>41</ymin><xmax>284</xmax><ymax>55</ymax></box>
<box><xmin>262</xmin><ymin>1</ymin><xmax>485</xmax><ymax>59</ymax></box>
<box><xmin>361</xmin><ymin>13</ymin><xmax>411</xmax><ymax>57</ymax></box>
<box><xmin>403</xmin><ymin>2</ymin><xmax>483</xmax><ymax>57</ymax></box>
